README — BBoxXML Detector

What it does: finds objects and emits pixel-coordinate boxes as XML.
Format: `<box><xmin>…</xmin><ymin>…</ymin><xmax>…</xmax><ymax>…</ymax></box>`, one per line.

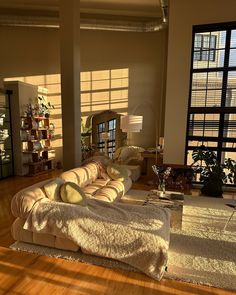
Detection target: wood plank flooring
<box><xmin>0</xmin><ymin>171</ymin><xmax>235</xmax><ymax>295</ymax></box>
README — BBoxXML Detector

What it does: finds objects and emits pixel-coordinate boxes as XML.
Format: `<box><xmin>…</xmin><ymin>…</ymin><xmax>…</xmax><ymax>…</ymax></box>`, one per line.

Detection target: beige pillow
<box><xmin>44</xmin><ymin>178</ymin><xmax>64</xmax><ymax>201</ymax></box>
<box><xmin>60</xmin><ymin>182</ymin><xmax>87</xmax><ymax>206</ymax></box>
<box><xmin>107</xmin><ymin>164</ymin><xmax>129</xmax><ymax>182</ymax></box>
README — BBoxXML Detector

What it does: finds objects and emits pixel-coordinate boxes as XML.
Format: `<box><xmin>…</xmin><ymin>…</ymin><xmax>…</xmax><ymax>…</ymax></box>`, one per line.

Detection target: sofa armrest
<box><xmin>11</xmin><ymin>179</ymin><xmax>52</xmax><ymax>219</ymax></box>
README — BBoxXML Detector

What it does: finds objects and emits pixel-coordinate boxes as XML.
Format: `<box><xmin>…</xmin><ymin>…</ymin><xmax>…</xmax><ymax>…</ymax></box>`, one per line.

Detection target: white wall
<box><xmin>164</xmin><ymin>0</ymin><xmax>236</xmax><ymax>164</ymax></box>
<box><xmin>0</xmin><ymin>26</ymin><xmax>167</xmax><ymax>162</ymax></box>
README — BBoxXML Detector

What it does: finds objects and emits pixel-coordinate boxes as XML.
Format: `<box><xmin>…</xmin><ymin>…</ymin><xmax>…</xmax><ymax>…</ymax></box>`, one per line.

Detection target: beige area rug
<box><xmin>10</xmin><ymin>191</ymin><xmax>236</xmax><ymax>291</ymax></box>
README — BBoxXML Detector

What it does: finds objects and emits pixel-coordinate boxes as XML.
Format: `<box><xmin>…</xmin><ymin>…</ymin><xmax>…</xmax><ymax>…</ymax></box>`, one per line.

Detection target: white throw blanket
<box><xmin>24</xmin><ymin>198</ymin><xmax>170</xmax><ymax>280</ymax></box>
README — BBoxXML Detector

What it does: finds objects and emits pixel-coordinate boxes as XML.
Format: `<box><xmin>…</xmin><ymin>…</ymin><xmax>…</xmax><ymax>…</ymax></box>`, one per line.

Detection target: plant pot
<box><xmin>201</xmin><ymin>180</ymin><xmax>223</xmax><ymax>197</ymax></box>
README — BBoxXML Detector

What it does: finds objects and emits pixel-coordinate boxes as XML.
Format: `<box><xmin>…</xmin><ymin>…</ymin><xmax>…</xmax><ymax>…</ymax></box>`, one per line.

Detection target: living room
<box><xmin>0</xmin><ymin>0</ymin><xmax>236</xmax><ymax>294</ymax></box>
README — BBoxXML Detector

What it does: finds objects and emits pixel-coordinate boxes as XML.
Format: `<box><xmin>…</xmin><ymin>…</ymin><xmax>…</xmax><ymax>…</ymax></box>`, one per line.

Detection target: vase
<box><xmin>159</xmin><ymin>179</ymin><xmax>166</xmax><ymax>197</ymax></box>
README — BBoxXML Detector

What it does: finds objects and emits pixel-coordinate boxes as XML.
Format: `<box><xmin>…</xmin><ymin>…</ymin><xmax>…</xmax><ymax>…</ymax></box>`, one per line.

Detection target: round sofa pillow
<box><xmin>107</xmin><ymin>164</ymin><xmax>129</xmax><ymax>182</ymax></box>
<box><xmin>60</xmin><ymin>182</ymin><xmax>87</xmax><ymax>206</ymax></box>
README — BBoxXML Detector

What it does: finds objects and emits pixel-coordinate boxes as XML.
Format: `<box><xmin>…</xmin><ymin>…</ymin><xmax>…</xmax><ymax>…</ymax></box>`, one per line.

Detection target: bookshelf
<box><xmin>21</xmin><ymin>116</ymin><xmax>55</xmax><ymax>176</ymax></box>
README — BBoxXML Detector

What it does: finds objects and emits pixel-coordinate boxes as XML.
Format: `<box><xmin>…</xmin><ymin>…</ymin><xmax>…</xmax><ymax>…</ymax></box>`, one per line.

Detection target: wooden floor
<box><xmin>0</xmin><ymin>171</ymin><xmax>235</xmax><ymax>295</ymax></box>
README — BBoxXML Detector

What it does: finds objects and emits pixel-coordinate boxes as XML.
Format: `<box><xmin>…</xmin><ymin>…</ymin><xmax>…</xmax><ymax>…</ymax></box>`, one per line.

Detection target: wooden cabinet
<box><xmin>21</xmin><ymin>116</ymin><xmax>55</xmax><ymax>176</ymax></box>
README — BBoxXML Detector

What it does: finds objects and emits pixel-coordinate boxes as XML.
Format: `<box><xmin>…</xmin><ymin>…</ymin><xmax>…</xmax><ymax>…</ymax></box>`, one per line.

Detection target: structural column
<box><xmin>59</xmin><ymin>0</ymin><xmax>81</xmax><ymax>170</ymax></box>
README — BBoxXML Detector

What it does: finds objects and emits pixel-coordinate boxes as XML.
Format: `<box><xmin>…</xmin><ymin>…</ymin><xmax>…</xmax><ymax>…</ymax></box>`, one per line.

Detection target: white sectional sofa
<box><xmin>11</xmin><ymin>162</ymin><xmax>132</xmax><ymax>251</ymax></box>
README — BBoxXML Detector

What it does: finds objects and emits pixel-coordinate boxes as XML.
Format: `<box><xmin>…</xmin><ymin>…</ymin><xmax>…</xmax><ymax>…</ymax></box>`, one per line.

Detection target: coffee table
<box><xmin>120</xmin><ymin>189</ymin><xmax>184</xmax><ymax>230</ymax></box>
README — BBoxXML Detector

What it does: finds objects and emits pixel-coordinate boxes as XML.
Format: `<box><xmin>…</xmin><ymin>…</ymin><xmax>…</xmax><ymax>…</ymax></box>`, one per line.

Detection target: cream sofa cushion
<box><xmin>60</xmin><ymin>182</ymin><xmax>87</xmax><ymax>205</ymax></box>
<box><xmin>44</xmin><ymin>177</ymin><xmax>64</xmax><ymax>201</ymax></box>
<box><xmin>60</xmin><ymin>170</ymin><xmax>79</xmax><ymax>185</ymax></box>
<box><xmin>11</xmin><ymin>179</ymin><xmax>50</xmax><ymax>219</ymax></box>
<box><xmin>113</xmin><ymin>145</ymin><xmax>145</xmax><ymax>164</ymax></box>
<box><xmin>107</xmin><ymin>164</ymin><xmax>129</xmax><ymax>181</ymax></box>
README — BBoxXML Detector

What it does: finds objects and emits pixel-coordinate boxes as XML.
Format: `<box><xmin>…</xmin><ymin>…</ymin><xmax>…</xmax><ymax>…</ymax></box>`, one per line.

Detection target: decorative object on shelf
<box><xmin>152</xmin><ymin>165</ymin><xmax>172</xmax><ymax>197</ymax></box>
<box><xmin>191</xmin><ymin>145</ymin><xmax>236</xmax><ymax>197</ymax></box>
<box><xmin>24</xmin><ymin>103</ymin><xmax>33</xmax><ymax>117</ymax></box>
<box><xmin>20</xmin><ymin>115</ymin><xmax>56</xmax><ymax>176</ymax></box>
<box><xmin>33</xmin><ymin>141</ymin><xmax>43</xmax><ymax>151</ymax></box>
<box><xmin>81</xmin><ymin>120</ymin><xmax>94</xmax><ymax>161</ymax></box>
<box><xmin>38</xmin><ymin>95</ymin><xmax>54</xmax><ymax>117</ymax></box>
<box><xmin>23</xmin><ymin>96</ymin><xmax>54</xmax><ymax>118</ymax></box>
<box><xmin>32</xmin><ymin>119</ymin><xmax>38</xmax><ymax>130</ymax></box>
<box><xmin>48</xmin><ymin>123</ymin><xmax>55</xmax><ymax>139</ymax></box>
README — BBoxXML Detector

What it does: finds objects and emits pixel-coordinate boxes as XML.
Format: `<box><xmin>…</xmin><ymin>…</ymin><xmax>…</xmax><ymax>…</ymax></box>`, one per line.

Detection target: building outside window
<box><xmin>194</xmin><ymin>33</ymin><xmax>217</xmax><ymax>62</ymax></box>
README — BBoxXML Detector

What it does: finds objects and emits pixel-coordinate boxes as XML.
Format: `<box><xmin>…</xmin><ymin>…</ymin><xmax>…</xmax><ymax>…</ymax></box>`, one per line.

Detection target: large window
<box><xmin>97</xmin><ymin>122</ymin><xmax>105</xmax><ymax>153</ymax></box>
<box><xmin>92</xmin><ymin>111</ymin><xmax>123</xmax><ymax>159</ymax></box>
<box><xmin>0</xmin><ymin>90</ymin><xmax>14</xmax><ymax>179</ymax></box>
<box><xmin>107</xmin><ymin>119</ymin><xmax>116</xmax><ymax>158</ymax></box>
<box><xmin>186</xmin><ymin>23</ymin><xmax>236</xmax><ymax>172</ymax></box>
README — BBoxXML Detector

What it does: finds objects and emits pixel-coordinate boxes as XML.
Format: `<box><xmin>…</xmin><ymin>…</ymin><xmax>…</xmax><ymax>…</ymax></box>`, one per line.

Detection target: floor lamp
<box><xmin>120</xmin><ymin>115</ymin><xmax>143</xmax><ymax>145</ymax></box>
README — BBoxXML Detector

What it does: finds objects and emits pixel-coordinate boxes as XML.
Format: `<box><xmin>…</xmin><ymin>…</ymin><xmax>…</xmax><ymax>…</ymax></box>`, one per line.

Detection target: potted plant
<box><xmin>38</xmin><ymin>96</ymin><xmax>54</xmax><ymax>117</ymax></box>
<box><xmin>81</xmin><ymin>120</ymin><xmax>94</xmax><ymax>161</ymax></box>
<box><xmin>191</xmin><ymin>146</ymin><xmax>236</xmax><ymax>197</ymax></box>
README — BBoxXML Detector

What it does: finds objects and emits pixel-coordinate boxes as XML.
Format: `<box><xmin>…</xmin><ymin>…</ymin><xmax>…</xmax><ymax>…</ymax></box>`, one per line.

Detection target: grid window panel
<box><xmin>223</xmin><ymin>142</ymin><xmax>236</xmax><ymax>148</ymax></box>
<box><xmin>189</xmin><ymin>114</ymin><xmax>220</xmax><ymax>137</ymax></box>
<box><xmin>226</xmin><ymin>84</ymin><xmax>236</xmax><ymax>107</ymax></box>
<box><xmin>193</xmin><ymin>32</ymin><xmax>227</xmax><ymax>69</ymax></box>
<box><xmin>1</xmin><ymin>149</ymin><xmax>12</xmax><ymax>164</ymax></box>
<box><xmin>191</xmin><ymin>90</ymin><xmax>206</xmax><ymax>107</ymax></box>
<box><xmin>192</xmin><ymin>72</ymin><xmax>207</xmax><ymax>90</ymax></box>
<box><xmin>1</xmin><ymin>163</ymin><xmax>13</xmax><ymax>178</ymax></box>
<box><xmin>188</xmin><ymin>140</ymin><xmax>218</xmax><ymax>148</ymax></box>
<box><xmin>206</xmin><ymin>89</ymin><xmax>222</xmax><ymax>107</ymax></box>
<box><xmin>194</xmin><ymin>34</ymin><xmax>202</xmax><ymax>48</ymax></box>
<box><xmin>207</xmin><ymin>71</ymin><xmax>223</xmax><ymax>89</ymax></box>
<box><xmin>230</xmin><ymin>30</ymin><xmax>236</xmax><ymax>48</ymax></box>
<box><xmin>187</xmin><ymin>25</ymin><xmax>236</xmax><ymax>180</ymax></box>
<box><xmin>0</xmin><ymin>94</ymin><xmax>7</xmax><ymax>108</ymax></box>
<box><xmin>194</xmin><ymin>51</ymin><xmax>201</xmax><ymax>61</ymax></box>
<box><xmin>223</xmin><ymin>113</ymin><xmax>236</xmax><ymax>138</ymax></box>
<box><xmin>229</xmin><ymin>49</ymin><xmax>236</xmax><ymax>66</ymax></box>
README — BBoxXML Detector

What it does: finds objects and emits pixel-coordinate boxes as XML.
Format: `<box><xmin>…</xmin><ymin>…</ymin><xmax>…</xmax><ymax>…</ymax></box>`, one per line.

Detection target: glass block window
<box><xmin>186</xmin><ymin>23</ymin><xmax>236</xmax><ymax>175</ymax></box>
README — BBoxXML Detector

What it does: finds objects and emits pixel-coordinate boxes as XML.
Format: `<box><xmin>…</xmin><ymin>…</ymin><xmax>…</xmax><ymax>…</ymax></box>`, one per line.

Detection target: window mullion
<box><xmin>218</xmin><ymin>29</ymin><xmax>232</xmax><ymax>162</ymax></box>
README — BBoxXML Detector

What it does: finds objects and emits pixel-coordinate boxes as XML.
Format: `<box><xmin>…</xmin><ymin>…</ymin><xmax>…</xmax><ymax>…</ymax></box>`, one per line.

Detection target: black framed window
<box><xmin>107</xmin><ymin>119</ymin><xmax>116</xmax><ymax>158</ymax></box>
<box><xmin>97</xmin><ymin>122</ymin><xmax>105</xmax><ymax>152</ymax></box>
<box><xmin>0</xmin><ymin>90</ymin><xmax>14</xmax><ymax>179</ymax></box>
<box><xmin>186</xmin><ymin>23</ymin><xmax>236</xmax><ymax>180</ymax></box>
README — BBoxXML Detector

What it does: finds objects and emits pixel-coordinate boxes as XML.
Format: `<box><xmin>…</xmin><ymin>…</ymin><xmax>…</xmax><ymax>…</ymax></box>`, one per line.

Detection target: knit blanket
<box><xmin>23</xmin><ymin>198</ymin><xmax>170</xmax><ymax>280</ymax></box>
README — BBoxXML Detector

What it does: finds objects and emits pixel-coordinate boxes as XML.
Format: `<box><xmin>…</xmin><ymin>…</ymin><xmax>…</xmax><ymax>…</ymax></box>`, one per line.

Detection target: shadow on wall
<box><xmin>4</xmin><ymin>68</ymin><xmax>129</xmax><ymax>163</ymax></box>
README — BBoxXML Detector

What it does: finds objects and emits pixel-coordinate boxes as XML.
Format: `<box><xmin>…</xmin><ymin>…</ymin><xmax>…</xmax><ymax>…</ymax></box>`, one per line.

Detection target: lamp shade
<box><xmin>120</xmin><ymin>115</ymin><xmax>143</xmax><ymax>133</ymax></box>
